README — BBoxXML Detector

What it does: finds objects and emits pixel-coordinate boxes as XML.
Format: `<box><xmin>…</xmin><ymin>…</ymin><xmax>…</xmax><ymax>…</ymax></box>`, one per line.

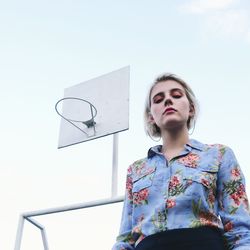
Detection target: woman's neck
<box><xmin>161</xmin><ymin>127</ymin><xmax>189</xmax><ymax>160</ymax></box>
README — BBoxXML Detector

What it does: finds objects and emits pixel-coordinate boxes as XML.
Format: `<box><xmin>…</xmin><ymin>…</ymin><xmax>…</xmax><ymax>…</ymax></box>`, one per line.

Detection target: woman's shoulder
<box><xmin>191</xmin><ymin>138</ymin><xmax>232</xmax><ymax>154</ymax></box>
<box><xmin>127</xmin><ymin>156</ymin><xmax>156</xmax><ymax>179</ymax></box>
<box><xmin>128</xmin><ymin>157</ymin><xmax>148</xmax><ymax>172</ymax></box>
<box><xmin>189</xmin><ymin>139</ymin><xmax>238</xmax><ymax>165</ymax></box>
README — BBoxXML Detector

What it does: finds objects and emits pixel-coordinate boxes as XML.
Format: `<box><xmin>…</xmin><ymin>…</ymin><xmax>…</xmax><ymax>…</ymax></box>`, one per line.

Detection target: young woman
<box><xmin>112</xmin><ymin>73</ymin><xmax>250</xmax><ymax>250</ymax></box>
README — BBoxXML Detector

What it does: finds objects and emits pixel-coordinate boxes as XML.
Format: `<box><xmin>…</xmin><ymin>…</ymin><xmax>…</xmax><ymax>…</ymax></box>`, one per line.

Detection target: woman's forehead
<box><xmin>151</xmin><ymin>80</ymin><xmax>185</xmax><ymax>97</ymax></box>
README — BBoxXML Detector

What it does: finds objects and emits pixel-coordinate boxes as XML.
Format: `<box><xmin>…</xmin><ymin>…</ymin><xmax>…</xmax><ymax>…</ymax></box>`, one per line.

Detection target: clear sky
<box><xmin>1</xmin><ymin>0</ymin><xmax>250</xmax><ymax>249</ymax></box>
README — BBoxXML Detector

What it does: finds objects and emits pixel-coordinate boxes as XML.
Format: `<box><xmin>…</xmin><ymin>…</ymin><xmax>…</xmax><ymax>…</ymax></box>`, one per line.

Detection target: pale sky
<box><xmin>1</xmin><ymin>0</ymin><xmax>250</xmax><ymax>249</ymax></box>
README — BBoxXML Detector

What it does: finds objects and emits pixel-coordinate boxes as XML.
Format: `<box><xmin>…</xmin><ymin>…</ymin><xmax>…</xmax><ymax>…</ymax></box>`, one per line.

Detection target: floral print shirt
<box><xmin>112</xmin><ymin>139</ymin><xmax>250</xmax><ymax>250</ymax></box>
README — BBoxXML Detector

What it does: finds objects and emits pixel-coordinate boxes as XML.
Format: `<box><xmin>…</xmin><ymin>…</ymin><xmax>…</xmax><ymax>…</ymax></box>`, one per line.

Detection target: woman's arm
<box><xmin>112</xmin><ymin>167</ymin><xmax>135</xmax><ymax>250</ymax></box>
<box><xmin>218</xmin><ymin>146</ymin><xmax>250</xmax><ymax>249</ymax></box>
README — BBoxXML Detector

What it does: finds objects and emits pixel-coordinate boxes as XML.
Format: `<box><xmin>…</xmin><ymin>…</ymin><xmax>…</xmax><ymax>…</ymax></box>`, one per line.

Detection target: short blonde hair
<box><xmin>144</xmin><ymin>73</ymin><xmax>198</xmax><ymax>139</ymax></box>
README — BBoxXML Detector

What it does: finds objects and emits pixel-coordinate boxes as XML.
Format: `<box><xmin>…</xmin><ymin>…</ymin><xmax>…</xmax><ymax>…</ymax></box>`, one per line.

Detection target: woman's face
<box><xmin>149</xmin><ymin>80</ymin><xmax>194</xmax><ymax>131</ymax></box>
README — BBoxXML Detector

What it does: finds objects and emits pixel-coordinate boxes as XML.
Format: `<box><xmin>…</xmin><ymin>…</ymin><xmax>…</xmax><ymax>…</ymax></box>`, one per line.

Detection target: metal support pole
<box><xmin>41</xmin><ymin>228</ymin><xmax>49</xmax><ymax>250</ymax></box>
<box><xmin>14</xmin><ymin>196</ymin><xmax>124</xmax><ymax>249</ymax></box>
<box><xmin>112</xmin><ymin>133</ymin><xmax>119</xmax><ymax>198</ymax></box>
<box><xmin>22</xmin><ymin>196</ymin><xmax>124</xmax><ymax>217</ymax></box>
<box><xmin>14</xmin><ymin>215</ymin><xmax>25</xmax><ymax>250</ymax></box>
<box><xmin>25</xmin><ymin>217</ymin><xmax>49</xmax><ymax>250</ymax></box>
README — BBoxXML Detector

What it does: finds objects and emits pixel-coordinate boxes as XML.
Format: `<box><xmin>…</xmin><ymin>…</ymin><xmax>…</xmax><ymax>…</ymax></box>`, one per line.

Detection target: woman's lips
<box><xmin>163</xmin><ymin>107</ymin><xmax>177</xmax><ymax>115</ymax></box>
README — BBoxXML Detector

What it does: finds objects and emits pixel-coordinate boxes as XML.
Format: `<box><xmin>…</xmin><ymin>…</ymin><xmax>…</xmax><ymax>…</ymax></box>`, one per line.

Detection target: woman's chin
<box><xmin>163</xmin><ymin>120</ymin><xmax>187</xmax><ymax>131</ymax></box>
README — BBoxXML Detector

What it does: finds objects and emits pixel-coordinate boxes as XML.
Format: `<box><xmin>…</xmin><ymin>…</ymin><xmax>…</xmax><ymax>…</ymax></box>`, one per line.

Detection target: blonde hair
<box><xmin>144</xmin><ymin>73</ymin><xmax>198</xmax><ymax>139</ymax></box>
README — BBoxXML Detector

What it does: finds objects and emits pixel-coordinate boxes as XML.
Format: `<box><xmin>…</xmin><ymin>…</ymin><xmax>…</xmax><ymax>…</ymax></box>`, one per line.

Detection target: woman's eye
<box><xmin>173</xmin><ymin>94</ymin><xmax>181</xmax><ymax>98</ymax></box>
<box><xmin>153</xmin><ymin>97</ymin><xmax>163</xmax><ymax>103</ymax></box>
<box><xmin>172</xmin><ymin>92</ymin><xmax>182</xmax><ymax>98</ymax></box>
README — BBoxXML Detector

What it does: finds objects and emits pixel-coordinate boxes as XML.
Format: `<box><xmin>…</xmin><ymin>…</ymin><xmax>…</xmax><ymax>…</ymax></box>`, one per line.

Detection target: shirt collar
<box><xmin>185</xmin><ymin>139</ymin><xmax>205</xmax><ymax>151</ymax></box>
<box><xmin>147</xmin><ymin>139</ymin><xmax>205</xmax><ymax>158</ymax></box>
<box><xmin>147</xmin><ymin>145</ymin><xmax>162</xmax><ymax>158</ymax></box>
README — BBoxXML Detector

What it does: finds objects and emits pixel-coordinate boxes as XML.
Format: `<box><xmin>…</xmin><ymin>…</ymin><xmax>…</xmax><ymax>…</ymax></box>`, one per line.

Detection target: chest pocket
<box><xmin>186</xmin><ymin>171</ymin><xmax>217</xmax><ymax>188</ymax></box>
<box><xmin>184</xmin><ymin>164</ymin><xmax>219</xmax><ymax>190</ymax></box>
<box><xmin>132</xmin><ymin>167</ymin><xmax>156</xmax><ymax>193</ymax></box>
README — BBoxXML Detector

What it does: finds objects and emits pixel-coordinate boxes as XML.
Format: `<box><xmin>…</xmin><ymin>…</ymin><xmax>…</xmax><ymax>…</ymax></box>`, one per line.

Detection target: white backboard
<box><xmin>56</xmin><ymin>66</ymin><xmax>130</xmax><ymax>148</ymax></box>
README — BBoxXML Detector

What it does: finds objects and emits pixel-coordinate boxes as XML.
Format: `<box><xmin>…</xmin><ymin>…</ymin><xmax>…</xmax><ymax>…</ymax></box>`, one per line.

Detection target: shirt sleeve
<box><xmin>218</xmin><ymin>146</ymin><xmax>250</xmax><ymax>249</ymax></box>
<box><xmin>112</xmin><ymin>166</ymin><xmax>135</xmax><ymax>250</ymax></box>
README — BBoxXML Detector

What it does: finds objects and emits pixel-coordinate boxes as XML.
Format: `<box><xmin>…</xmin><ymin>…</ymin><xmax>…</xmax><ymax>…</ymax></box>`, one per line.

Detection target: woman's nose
<box><xmin>164</xmin><ymin>97</ymin><xmax>173</xmax><ymax>106</ymax></box>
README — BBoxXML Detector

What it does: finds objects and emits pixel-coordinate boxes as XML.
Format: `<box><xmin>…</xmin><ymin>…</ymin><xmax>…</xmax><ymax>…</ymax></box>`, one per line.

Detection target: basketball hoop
<box><xmin>55</xmin><ymin>97</ymin><xmax>97</xmax><ymax>137</ymax></box>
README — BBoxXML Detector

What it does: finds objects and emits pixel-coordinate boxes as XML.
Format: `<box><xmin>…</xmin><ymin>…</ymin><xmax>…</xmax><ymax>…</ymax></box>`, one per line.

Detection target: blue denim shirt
<box><xmin>112</xmin><ymin>139</ymin><xmax>250</xmax><ymax>250</ymax></box>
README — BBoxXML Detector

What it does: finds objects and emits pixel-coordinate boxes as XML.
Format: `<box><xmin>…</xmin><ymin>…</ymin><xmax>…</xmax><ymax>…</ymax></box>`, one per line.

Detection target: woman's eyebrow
<box><xmin>170</xmin><ymin>88</ymin><xmax>184</xmax><ymax>93</ymax></box>
<box><xmin>152</xmin><ymin>88</ymin><xmax>183</xmax><ymax>99</ymax></box>
<box><xmin>152</xmin><ymin>92</ymin><xmax>164</xmax><ymax>100</ymax></box>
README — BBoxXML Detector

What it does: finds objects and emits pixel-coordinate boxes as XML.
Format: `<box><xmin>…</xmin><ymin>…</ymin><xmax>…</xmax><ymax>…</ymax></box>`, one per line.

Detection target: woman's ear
<box><xmin>148</xmin><ymin>113</ymin><xmax>155</xmax><ymax>124</ymax></box>
<box><xmin>189</xmin><ymin>105</ymin><xmax>195</xmax><ymax>117</ymax></box>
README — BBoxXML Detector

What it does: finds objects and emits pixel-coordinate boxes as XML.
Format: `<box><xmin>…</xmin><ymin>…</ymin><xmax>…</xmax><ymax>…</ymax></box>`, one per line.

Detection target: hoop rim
<box><xmin>55</xmin><ymin>97</ymin><xmax>97</xmax><ymax>123</ymax></box>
